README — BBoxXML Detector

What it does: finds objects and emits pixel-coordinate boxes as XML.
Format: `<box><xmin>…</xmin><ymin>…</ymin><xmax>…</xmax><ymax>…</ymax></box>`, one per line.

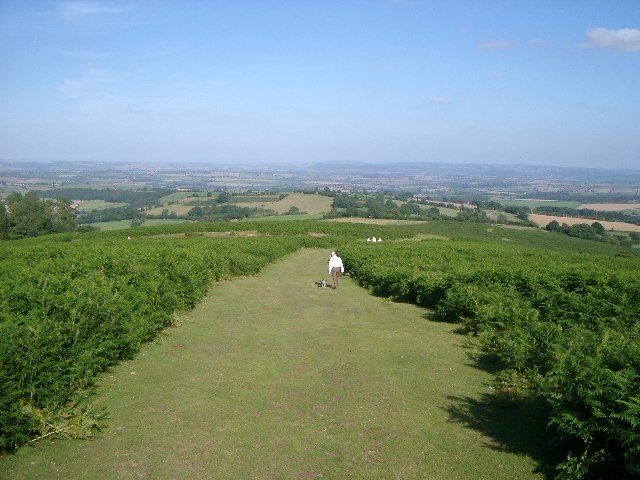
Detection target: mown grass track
<box><xmin>1</xmin><ymin>249</ymin><xmax>551</xmax><ymax>479</ymax></box>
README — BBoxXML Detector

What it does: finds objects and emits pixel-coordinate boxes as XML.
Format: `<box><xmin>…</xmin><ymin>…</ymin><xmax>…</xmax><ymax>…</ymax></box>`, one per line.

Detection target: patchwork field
<box><xmin>529</xmin><ymin>213</ymin><xmax>640</xmax><ymax>232</ymax></box>
<box><xmin>234</xmin><ymin>193</ymin><xmax>333</xmax><ymax>214</ymax></box>
<box><xmin>489</xmin><ymin>197</ymin><xmax>581</xmax><ymax>208</ymax></box>
<box><xmin>145</xmin><ymin>203</ymin><xmax>193</xmax><ymax>216</ymax></box>
<box><xmin>157</xmin><ymin>191</ymin><xmax>206</xmax><ymax>204</ymax></box>
<box><xmin>146</xmin><ymin>193</ymin><xmax>333</xmax><ymax>217</ymax></box>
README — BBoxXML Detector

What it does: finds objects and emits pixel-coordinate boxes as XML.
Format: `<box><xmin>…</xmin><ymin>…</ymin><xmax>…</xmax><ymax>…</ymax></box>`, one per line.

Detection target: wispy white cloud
<box><xmin>57</xmin><ymin>1</ymin><xmax>129</xmax><ymax>19</ymax></box>
<box><xmin>431</xmin><ymin>96</ymin><xmax>450</xmax><ymax>105</ymax></box>
<box><xmin>478</xmin><ymin>39</ymin><xmax>514</xmax><ymax>52</ymax></box>
<box><xmin>584</xmin><ymin>27</ymin><xmax>640</xmax><ymax>52</ymax></box>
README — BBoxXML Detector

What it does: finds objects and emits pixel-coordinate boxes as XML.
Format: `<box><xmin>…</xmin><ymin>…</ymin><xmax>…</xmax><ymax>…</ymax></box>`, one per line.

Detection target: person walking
<box><xmin>328</xmin><ymin>251</ymin><xmax>344</xmax><ymax>289</ymax></box>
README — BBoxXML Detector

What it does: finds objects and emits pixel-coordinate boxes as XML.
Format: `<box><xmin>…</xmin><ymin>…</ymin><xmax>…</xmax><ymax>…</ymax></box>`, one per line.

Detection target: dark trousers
<box><xmin>331</xmin><ymin>267</ymin><xmax>342</xmax><ymax>288</ymax></box>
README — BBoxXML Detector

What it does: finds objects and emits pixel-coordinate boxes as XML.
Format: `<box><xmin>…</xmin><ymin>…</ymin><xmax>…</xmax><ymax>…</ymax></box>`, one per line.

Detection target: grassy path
<box><xmin>2</xmin><ymin>249</ymin><xmax>550</xmax><ymax>479</ymax></box>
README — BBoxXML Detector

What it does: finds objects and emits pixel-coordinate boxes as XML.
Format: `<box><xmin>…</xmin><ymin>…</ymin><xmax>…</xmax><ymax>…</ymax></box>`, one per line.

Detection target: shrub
<box><xmin>0</xmin><ymin>235</ymin><xmax>303</xmax><ymax>451</ymax></box>
<box><xmin>341</xmin><ymin>240</ymin><xmax>640</xmax><ymax>479</ymax></box>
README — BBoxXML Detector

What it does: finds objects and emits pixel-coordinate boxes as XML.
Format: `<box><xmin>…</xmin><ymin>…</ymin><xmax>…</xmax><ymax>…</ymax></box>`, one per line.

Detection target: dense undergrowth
<box><xmin>340</xmin><ymin>240</ymin><xmax>640</xmax><ymax>479</ymax></box>
<box><xmin>0</xmin><ymin>232</ymin><xmax>316</xmax><ymax>451</ymax></box>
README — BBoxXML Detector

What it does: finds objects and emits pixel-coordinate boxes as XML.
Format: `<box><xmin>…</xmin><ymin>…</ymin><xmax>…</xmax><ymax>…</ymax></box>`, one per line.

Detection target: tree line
<box><xmin>0</xmin><ymin>192</ymin><xmax>75</xmax><ymax>240</ymax></box>
<box><xmin>37</xmin><ymin>188</ymin><xmax>173</xmax><ymax>209</ymax></box>
<box><xmin>535</xmin><ymin>205</ymin><xmax>640</xmax><ymax>224</ymax></box>
<box><xmin>545</xmin><ymin>220</ymin><xmax>640</xmax><ymax>247</ymax></box>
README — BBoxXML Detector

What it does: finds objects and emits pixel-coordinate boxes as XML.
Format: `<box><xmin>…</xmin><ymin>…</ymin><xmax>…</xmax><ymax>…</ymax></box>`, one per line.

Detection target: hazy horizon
<box><xmin>1</xmin><ymin>1</ymin><xmax>639</xmax><ymax>169</ymax></box>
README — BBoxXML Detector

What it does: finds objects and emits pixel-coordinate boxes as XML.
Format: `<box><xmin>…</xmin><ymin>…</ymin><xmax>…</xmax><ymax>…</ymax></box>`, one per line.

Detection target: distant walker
<box><xmin>328</xmin><ymin>252</ymin><xmax>344</xmax><ymax>289</ymax></box>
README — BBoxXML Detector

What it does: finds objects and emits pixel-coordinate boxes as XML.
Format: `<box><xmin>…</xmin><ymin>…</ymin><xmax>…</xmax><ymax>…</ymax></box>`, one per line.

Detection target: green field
<box><xmin>86</xmin><ymin>220</ymin><xmax>134</xmax><ymax>230</ymax></box>
<box><xmin>75</xmin><ymin>200</ymin><xmax>128</xmax><ymax>212</ymax></box>
<box><xmin>438</xmin><ymin>206</ymin><xmax>462</xmax><ymax>217</ymax></box>
<box><xmin>489</xmin><ymin>197</ymin><xmax>581</xmax><ymax>208</ymax></box>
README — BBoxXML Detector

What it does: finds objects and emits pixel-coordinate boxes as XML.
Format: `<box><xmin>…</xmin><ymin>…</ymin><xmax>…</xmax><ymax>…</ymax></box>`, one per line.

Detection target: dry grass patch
<box><xmin>146</xmin><ymin>204</ymin><xmax>193</xmax><ymax>216</ymax></box>
<box><xmin>276</xmin><ymin>193</ymin><xmax>333</xmax><ymax>214</ymax></box>
<box><xmin>235</xmin><ymin>193</ymin><xmax>333</xmax><ymax>214</ymax></box>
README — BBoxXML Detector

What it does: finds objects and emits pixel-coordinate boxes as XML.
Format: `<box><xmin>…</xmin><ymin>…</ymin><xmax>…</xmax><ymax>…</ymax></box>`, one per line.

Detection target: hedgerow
<box><xmin>340</xmin><ymin>240</ymin><xmax>640</xmax><ymax>479</ymax></box>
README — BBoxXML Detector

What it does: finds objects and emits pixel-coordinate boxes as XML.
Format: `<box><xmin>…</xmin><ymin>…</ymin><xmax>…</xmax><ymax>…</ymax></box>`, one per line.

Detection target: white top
<box><xmin>328</xmin><ymin>255</ymin><xmax>344</xmax><ymax>274</ymax></box>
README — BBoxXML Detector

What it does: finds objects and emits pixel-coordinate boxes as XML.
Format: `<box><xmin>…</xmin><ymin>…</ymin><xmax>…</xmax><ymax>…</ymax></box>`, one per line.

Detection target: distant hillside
<box><xmin>308</xmin><ymin>161</ymin><xmax>640</xmax><ymax>182</ymax></box>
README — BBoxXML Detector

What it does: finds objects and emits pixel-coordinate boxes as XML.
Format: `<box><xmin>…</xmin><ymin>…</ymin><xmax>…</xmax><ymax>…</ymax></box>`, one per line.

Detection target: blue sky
<box><xmin>1</xmin><ymin>1</ymin><xmax>639</xmax><ymax>168</ymax></box>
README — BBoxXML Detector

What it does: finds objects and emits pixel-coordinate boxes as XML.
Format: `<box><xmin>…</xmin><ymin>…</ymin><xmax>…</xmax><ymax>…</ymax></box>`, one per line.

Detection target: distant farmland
<box><xmin>529</xmin><ymin>213</ymin><xmax>640</xmax><ymax>232</ymax></box>
<box><xmin>577</xmin><ymin>203</ymin><xmax>640</xmax><ymax>211</ymax></box>
<box><xmin>234</xmin><ymin>193</ymin><xmax>333</xmax><ymax>214</ymax></box>
<box><xmin>75</xmin><ymin>200</ymin><xmax>128</xmax><ymax>212</ymax></box>
<box><xmin>489</xmin><ymin>197</ymin><xmax>580</xmax><ymax>208</ymax></box>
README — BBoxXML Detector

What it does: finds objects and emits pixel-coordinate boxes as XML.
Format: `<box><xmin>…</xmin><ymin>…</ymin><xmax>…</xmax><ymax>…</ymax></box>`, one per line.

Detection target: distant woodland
<box><xmin>0</xmin><ymin>192</ymin><xmax>75</xmax><ymax>239</ymax></box>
